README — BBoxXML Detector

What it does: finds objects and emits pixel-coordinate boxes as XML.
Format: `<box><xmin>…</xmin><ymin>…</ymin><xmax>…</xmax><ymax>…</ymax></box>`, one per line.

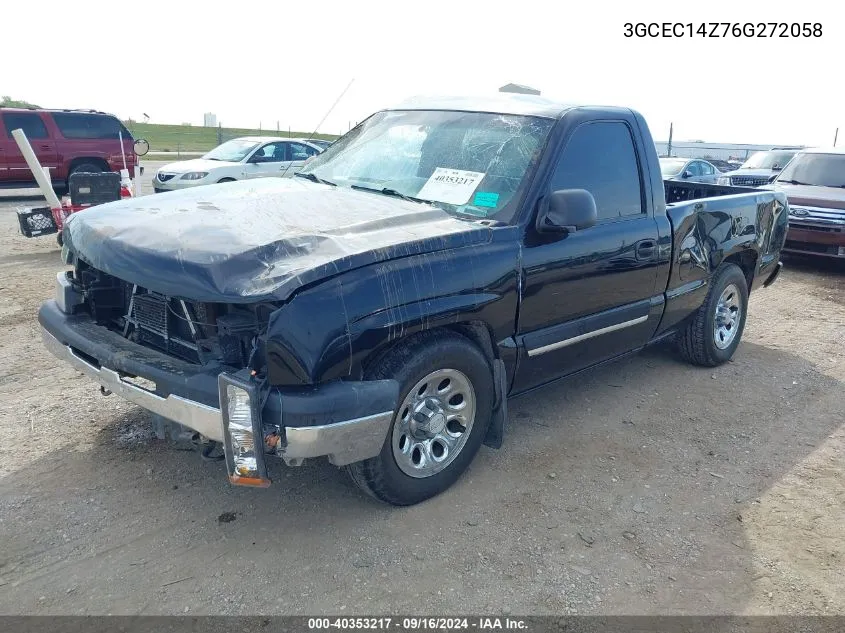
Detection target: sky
<box><xmin>3</xmin><ymin>0</ymin><xmax>840</xmax><ymax>146</ymax></box>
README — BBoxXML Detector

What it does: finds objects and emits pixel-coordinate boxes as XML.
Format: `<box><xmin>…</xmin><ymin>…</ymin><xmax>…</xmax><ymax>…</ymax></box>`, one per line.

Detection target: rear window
<box><xmin>53</xmin><ymin>113</ymin><xmax>132</xmax><ymax>140</ymax></box>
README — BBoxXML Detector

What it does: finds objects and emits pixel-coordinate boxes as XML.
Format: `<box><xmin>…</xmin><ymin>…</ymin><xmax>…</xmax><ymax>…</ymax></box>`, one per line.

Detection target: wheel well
<box><xmin>68</xmin><ymin>157</ymin><xmax>109</xmax><ymax>174</ymax></box>
<box><xmin>723</xmin><ymin>251</ymin><xmax>757</xmax><ymax>292</ymax></box>
<box><xmin>360</xmin><ymin>321</ymin><xmax>498</xmax><ymax>378</ymax></box>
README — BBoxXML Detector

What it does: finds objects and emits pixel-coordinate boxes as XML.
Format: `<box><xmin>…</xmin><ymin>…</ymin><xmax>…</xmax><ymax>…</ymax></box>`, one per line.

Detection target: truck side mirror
<box><xmin>536</xmin><ymin>189</ymin><xmax>598</xmax><ymax>234</ymax></box>
<box><xmin>682</xmin><ymin>170</ymin><xmax>693</xmax><ymax>179</ymax></box>
<box><xmin>771</xmin><ymin>164</ymin><xmax>781</xmax><ymax>171</ymax></box>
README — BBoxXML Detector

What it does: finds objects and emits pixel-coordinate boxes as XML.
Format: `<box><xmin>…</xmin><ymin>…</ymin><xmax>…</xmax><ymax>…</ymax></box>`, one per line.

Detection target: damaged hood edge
<box><xmin>64</xmin><ymin>178</ymin><xmax>493</xmax><ymax>304</ymax></box>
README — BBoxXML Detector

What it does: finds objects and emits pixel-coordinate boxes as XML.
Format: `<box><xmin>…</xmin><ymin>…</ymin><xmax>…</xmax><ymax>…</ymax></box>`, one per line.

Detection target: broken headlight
<box><xmin>218</xmin><ymin>372</ymin><xmax>270</xmax><ymax>487</ymax></box>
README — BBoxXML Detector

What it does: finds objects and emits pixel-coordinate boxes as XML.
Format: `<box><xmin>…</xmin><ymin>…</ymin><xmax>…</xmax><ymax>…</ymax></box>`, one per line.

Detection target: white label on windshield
<box><xmin>417</xmin><ymin>168</ymin><xmax>486</xmax><ymax>205</ymax></box>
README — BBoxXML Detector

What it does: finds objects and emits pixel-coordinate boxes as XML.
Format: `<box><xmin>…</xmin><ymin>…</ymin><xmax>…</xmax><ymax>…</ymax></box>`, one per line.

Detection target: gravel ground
<box><xmin>0</xmin><ymin>167</ymin><xmax>843</xmax><ymax>615</ymax></box>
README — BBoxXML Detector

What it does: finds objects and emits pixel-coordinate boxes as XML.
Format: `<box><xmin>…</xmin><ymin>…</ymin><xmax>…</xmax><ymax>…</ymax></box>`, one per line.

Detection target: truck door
<box><xmin>1</xmin><ymin>112</ymin><xmax>59</xmax><ymax>183</ymax></box>
<box><xmin>513</xmin><ymin>116</ymin><xmax>662</xmax><ymax>393</ymax></box>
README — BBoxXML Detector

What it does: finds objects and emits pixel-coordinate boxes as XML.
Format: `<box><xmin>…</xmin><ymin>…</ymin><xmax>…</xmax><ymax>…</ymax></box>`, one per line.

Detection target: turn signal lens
<box><xmin>219</xmin><ymin>373</ymin><xmax>270</xmax><ymax>488</ymax></box>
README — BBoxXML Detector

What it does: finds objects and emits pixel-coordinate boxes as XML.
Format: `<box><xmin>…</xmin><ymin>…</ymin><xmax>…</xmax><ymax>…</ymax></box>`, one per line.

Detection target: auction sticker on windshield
<box><xmin>417</xmin><ymin>168</ymin><xmax>486</xmax><ymax>205</ymax></box>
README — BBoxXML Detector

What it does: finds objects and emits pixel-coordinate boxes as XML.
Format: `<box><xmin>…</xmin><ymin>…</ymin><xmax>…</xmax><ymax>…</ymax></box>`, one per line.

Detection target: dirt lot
<box><xmin>0</xmin><ymin>169</ymin><xmax>843</xmax><ymax>615</ymax></box>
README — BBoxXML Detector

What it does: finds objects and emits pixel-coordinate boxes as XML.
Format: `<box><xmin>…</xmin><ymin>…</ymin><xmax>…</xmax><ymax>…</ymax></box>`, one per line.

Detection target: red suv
<box><xmin>0</xmin><ymin>108</ymin><xmax>137</xmax><ymax>193</ymax></box>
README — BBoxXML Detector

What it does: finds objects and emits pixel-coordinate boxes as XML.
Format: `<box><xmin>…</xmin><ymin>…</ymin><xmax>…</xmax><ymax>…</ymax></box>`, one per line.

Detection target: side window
<box><xmin>550</xmin><ymin>121</ymin><xmax>643</xmax><ymax>220</ymax></box>
<box><xmin>686</xmin><ymin>162</ymin><xmax>701</xmax><ymax>176</ymax></box>
<box><xmin>289</xmin><ymin>142</ymin><xmax>318</xmax><ymax>161</ymax></box>
<box><xmin>3</xmin><ymin>112</ymin><xmax>49</xmax><ymax>139</ymax></box>
<box><xmin>53</xmin><ymin>113</ymin><xmax>125</xmax><ymax>139</ymax></box>
<box><xmin>700</xmin><ymin>162</ymin><xmax>714</xmax><ymax>175</ymax></box>
<box><xmin>253</xmin><ymin>142</ymin><xmax>287</xmax><ymax>162</ymax></box>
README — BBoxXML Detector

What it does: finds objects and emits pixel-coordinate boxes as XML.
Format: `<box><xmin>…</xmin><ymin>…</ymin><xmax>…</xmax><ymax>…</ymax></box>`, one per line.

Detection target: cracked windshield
<box><xmin>299</xmin><ymin>109</ymin><xmax>553</xmax><ymax>221</ymax></box>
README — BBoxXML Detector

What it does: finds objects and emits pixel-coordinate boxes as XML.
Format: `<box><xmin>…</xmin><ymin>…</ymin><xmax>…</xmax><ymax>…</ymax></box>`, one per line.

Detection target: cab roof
<box><xmin>797</xmin><ymin>147</ymin><xmax>845</xmax><ymax>155</ymax></box>
<box><xmin>391</xmin><ymin>94</ymin><xmax>593</xmax><ymax>119</ymax></box>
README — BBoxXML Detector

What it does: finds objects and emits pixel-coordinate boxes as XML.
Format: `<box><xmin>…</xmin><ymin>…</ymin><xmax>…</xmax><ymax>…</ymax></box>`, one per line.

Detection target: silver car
<box><xmin>660</xmin><ymin>157</ymin><xmax>722</xmax><ymax>184</ymax></box>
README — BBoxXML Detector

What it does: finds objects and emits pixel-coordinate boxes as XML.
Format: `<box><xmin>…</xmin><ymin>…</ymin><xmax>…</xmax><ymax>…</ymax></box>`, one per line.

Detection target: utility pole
<box><xmin>835</xmin><ymin>128</ymin><xmax>839</xmax><ymax>147</ymax></box>
<box><xmin>667</xmin><ymin>122</ymin><xmax>673</xmax><ymax>157</ymax></box>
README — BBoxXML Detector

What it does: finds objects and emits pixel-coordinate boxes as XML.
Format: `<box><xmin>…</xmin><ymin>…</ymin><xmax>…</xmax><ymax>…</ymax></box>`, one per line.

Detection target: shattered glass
<box><xmin>301</xmin><ymin>110</ymin><xmax>554</xmax><ymax>221</ymax></box>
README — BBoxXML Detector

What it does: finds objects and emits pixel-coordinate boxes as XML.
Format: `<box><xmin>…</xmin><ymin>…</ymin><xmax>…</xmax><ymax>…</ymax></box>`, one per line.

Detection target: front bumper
<box><xmin>152</xmin><ymin>175</ymin><xmax>214</xmax><ymax>193</ymax></box>
<box><xmin>39</xmin><ymin>298</ymin><xmax>398</xmax><ymax>475</ymax></box>
<box><xmin>783</xmin><ymin>207</ymin><xmax>845</xmax><ymax>258</ymax></box>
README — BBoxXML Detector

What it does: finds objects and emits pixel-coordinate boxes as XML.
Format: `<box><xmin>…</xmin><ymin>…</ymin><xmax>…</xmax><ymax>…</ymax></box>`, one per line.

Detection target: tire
<box><xmin>69</xmin><ymin>162</ymin><xmax>104</xmax><ymax>176</ymax></box>
<box><xmin>217</xmin><ymin>177</ymin><xmax>236</xmax><ymax>183</ymax></box>
<box><xmin>346</xmin><ymin>330</ymin><xmax>494</xmax><ymax>506</ymax></box>
<box><xmin>56</xmin><ymin>232</ymin><xmax>63</xmax><ymax>247</ymax></box>
<box><xmin>677</xmin><ymin>263</ymin><xmax>749</xmax><ymax>367</ymax></box>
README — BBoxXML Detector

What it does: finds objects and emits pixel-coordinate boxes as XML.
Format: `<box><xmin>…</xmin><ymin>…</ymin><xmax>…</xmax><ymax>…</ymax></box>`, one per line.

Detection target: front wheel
<box><xmin>677</xmin><ymin>263</ymin><xmax>749</xmax><ymax>366</ymax></box>
<box><xmin>217</xmin><ymin>177</ymin><xmax>236</xmax><ymax>183</ymax></box>
<box><xmin>346</xmin><ymin>331</ymin><xmax>494</xmax><ymax>506</ymax></box>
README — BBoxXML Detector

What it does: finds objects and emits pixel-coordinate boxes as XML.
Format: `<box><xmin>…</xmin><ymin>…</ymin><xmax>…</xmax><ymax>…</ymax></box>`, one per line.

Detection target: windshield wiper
<box><xmin>350</xmin><ymin>185</ymin><xmax>432</xmax><ymax>205</ymax></box>
<box><xmin>777</xmin><ymin>179</ymin><xmax>811</xmax><ymax>185</ymax></box>
<box><xmin>295</xmin><ymin>172</ymin><xmax>336</xmax><ymax>186</ymax></box>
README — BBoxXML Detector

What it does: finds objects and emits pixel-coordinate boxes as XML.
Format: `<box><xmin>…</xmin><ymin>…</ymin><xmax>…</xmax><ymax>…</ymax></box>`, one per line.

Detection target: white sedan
<box><xmin>153</xmin><ymin>136</ymin><xmax>324</xmax><ymax>192</ymax></box>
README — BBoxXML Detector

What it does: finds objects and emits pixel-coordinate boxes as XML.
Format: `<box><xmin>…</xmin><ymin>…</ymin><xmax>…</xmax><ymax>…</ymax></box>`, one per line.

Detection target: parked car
<box><xmin>307</xmin><ymin>139</ymin><xmax>335</xmax><ymax>150</ymax></box>
<box><xmin>705</xmin><ymin>159</ymin><xmax>736</xmax><ymax>173</ymax></box>
<box><xmin>153</xmin><ymin>136</ymin><xmax>324</xmax><ymax>192</ymax></box>
<box><xmin>717</xmin><ymin>149</ymin><xmax>800</xmax><ymax>187</ymax></box>
<box><xmin>41</xmin><ymin>95</ymin><xmax>788</xmax><ymax>505</ymax></box>
<box><xmin>659</xmin><ymin>157</ymin><xmax>721</xmax><ymax>183</ymax></box>
<box><xmin>0</xmin><ymin>108</ymin><xmax>137</xmax><ymax>193</ymax></box>
<box><xmin>763</xmin><ymin>147</ymin><xmax>845</xmax><ymax>259</ymax></box>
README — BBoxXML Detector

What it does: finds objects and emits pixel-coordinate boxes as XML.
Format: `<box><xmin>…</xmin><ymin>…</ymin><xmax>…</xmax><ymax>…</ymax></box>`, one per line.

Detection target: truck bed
<box><xmin>656</xmin><ymin>179</ymin><xmax>789</xmax><ymax>337</ymax></box>
<box><xmin>664</xmin><ymin>179</ymin><xmax>760</xmax><ymax>205</ymax></box>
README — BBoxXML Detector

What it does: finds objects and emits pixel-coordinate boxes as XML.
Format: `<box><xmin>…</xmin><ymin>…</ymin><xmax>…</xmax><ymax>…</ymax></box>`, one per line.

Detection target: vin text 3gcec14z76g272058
<box><xmin>39</xmin><ymin>94</ymin><xmax>788</xmax><ymax>505</ymax></box>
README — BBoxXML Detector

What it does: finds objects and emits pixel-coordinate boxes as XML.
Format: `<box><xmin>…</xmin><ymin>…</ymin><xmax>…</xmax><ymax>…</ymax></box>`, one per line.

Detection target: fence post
<box><xmin>217</xmin><ymin>124</ymin><xmax>222</xmax><ymax>145</ymax></box>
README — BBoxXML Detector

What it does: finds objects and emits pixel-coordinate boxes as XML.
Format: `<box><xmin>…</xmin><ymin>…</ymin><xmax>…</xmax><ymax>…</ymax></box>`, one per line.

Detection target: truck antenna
<box><xmin>279</xmin><ymin>78</ymin><xmax>355</xmax><ymax>179</ymax></box>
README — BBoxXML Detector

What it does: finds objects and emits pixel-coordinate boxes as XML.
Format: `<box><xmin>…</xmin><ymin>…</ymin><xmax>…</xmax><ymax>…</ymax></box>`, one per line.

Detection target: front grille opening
<box><xmin>76</xmin><ymin>266</ymin><xmax>265</xmax><ymax>368</ymax></box>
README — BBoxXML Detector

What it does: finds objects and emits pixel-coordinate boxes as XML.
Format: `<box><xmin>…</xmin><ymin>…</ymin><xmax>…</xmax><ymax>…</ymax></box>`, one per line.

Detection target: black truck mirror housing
<box><xmin>682</xmin><ymin>170</ymin><xmax>693</xmax><ymax>179</ymax></box>
<box><xmin>536</xmin><ymin>189</ymin><xmax>598</xmax><ymax>234</ymax></box>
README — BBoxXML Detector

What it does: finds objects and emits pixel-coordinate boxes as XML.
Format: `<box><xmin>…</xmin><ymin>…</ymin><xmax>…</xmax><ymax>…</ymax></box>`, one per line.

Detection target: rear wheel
<box><xmin>677</xmin><ymin>263</ymin><xmax>749</xmax><ymax>366</ymax></box>
<box><xmin>346</xmin><ymin>331</ymin><xmax>494</xmax><ymax>506</ymax></box>
<box><xmin>69</xmin><ymin>162</ymin><xmax>104</xmax><ymax>176</ymax></box>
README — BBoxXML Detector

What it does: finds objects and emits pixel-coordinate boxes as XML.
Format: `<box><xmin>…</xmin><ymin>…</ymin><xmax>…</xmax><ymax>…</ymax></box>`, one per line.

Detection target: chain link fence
<box><xmin>124</xmin><ymin>121</ymin><xmax>341</xmax><ymax>158</ymax></box>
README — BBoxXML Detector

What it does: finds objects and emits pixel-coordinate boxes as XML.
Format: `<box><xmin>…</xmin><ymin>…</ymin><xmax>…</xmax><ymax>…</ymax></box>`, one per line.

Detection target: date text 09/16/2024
<box><xmin>307</xmin><ymin>617</ymin><xmax>528</xmax><ymax>630</ymax></box>
<box><xmin>623</xmin><ymin>22</ymin><xmax>822</xmax><ymax>38</ymax></box>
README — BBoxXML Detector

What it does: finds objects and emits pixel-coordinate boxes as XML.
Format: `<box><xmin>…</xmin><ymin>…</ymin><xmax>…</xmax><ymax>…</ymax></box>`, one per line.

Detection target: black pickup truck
<box><xmin>40</xmin><ymin>95</ymin><xmax>789</xmax><ymax>505</ymax></box>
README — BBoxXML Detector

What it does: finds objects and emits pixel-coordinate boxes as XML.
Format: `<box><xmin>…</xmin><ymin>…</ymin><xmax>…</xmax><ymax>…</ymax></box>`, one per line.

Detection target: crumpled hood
<box><xmin>64</xmin><ymin>178</ymin><xmax>490</xmax><ymax>303</ymax></box>
<box><xmin>158</xmin><ymin>158</ymin><xmax>236</xmax><ymax>173</ymax></box>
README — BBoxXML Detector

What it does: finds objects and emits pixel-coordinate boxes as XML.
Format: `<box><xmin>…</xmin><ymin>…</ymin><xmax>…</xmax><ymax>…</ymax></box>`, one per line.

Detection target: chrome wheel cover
<box><xmin>714</xmin><ymin>283</ymin><xmax>742</xmax><ymax>350</ymax></box>
<box><xmin>391</xmin><ymin>368</ymin><xmax>476</xmax><ymax>478</ymax></box>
